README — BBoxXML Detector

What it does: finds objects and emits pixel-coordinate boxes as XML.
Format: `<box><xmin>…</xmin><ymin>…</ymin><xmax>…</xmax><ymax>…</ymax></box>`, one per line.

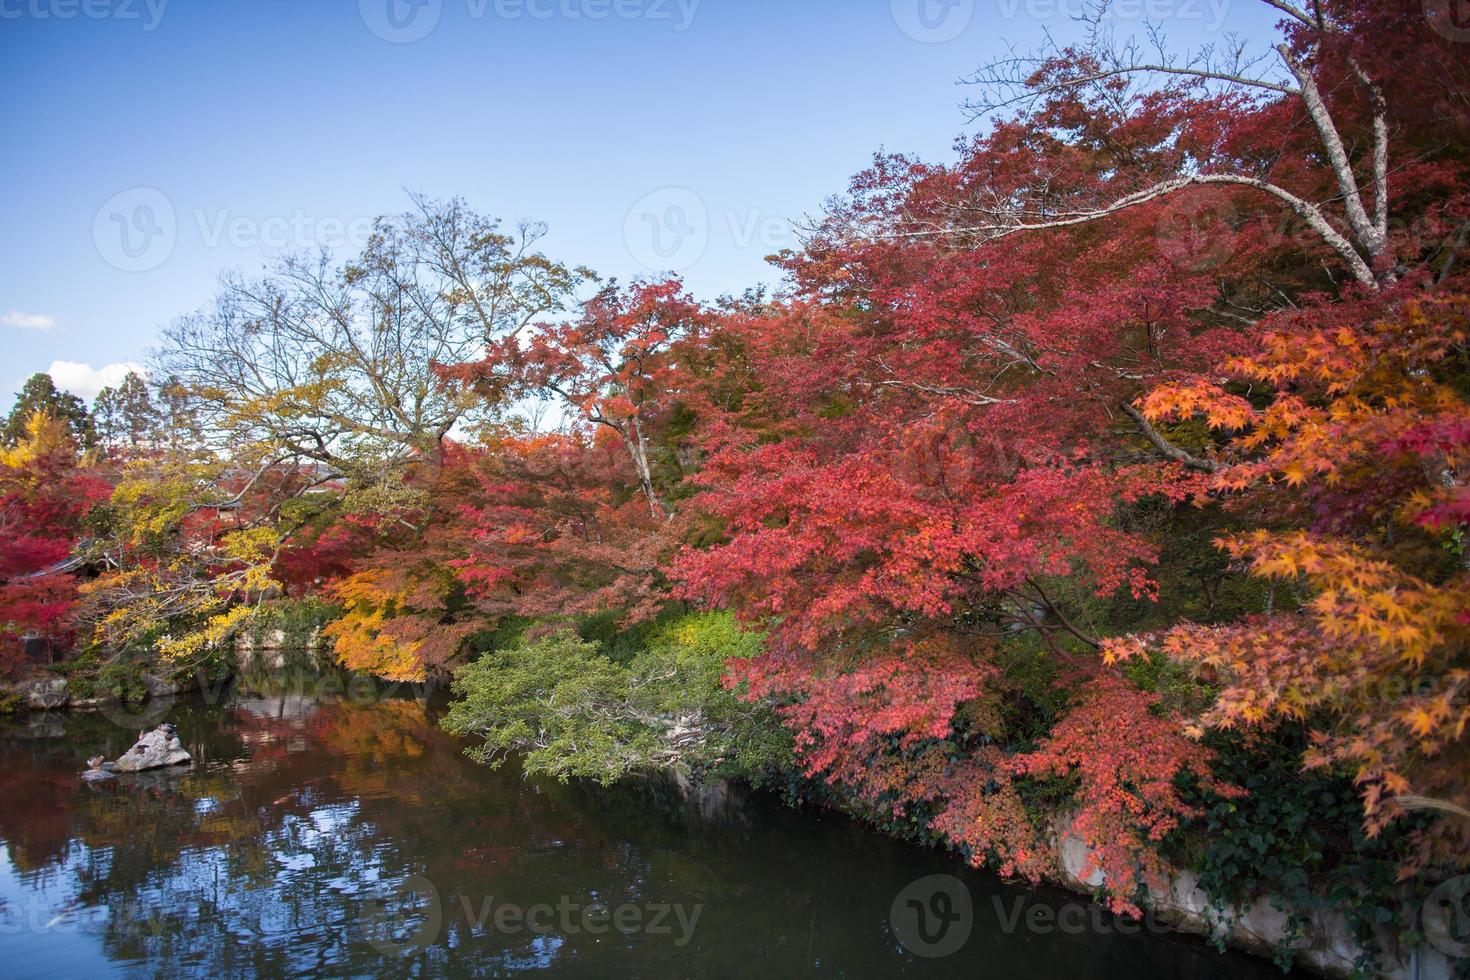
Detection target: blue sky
<box><xmin>0</xmin><ymin>0</ymin><xmax>1279</xmax><ymax>402</ymax></box>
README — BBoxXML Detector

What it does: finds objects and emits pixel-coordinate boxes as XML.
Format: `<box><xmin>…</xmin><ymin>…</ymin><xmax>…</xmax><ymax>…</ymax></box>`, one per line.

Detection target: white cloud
<box><xmin>1</xmin><ymin>310</ymin><xmax>56</xmax><ymax>331</ymax></box>
<box><xmin>47</xmin><ymin>361</ymin><xmax>146</xmax><ymax>401</ymax></box>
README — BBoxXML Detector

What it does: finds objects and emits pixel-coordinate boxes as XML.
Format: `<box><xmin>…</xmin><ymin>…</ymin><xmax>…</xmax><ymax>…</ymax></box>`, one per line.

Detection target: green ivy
<box><xmin>1167</xmin><ymin>729</ymin><xmax>1430</xmax><ymax>976</ymax></box>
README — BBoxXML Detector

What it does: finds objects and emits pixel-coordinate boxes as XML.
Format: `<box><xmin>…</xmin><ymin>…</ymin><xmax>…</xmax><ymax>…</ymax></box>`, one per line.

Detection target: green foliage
<box><xmin>639</xmin><ymin>611</ymin><xmax>793</xmax><ymax>783</ymax></box>
<box><xmin>247</xmin><ymin>597</ymin><xmax>339</xmax><ymax>648</ymax></box>
<box><xmin>442</xmin><ymin>612</ymin><xmax>790</xmax><ymax>787</ymax></box>
<box><xmin>463</xmin><ymin>616</ymin><xmax>532</xmax><ymax>657</ymax></box>
<box><xmin>91</xmin><ymin>372</ymin><xmax>157</xmax><ymax>452</ymax></box>
<box><xmin>53</xmin><ymin>648</ymin><xmax>103</xmax><ymax>700</ymax></box>
<box><xmin>97</xmin><ymin>658</ymin><xmax>156</xmax><ymax>703</ymax></box>
<box><xmin>1121</xmin><ymin>649</ymin><xmax>1218</xmax><ymax>719</ymax></box>
<box><xmin>47</xmin><ymin>629</ymin><xmax>242</xmax><ymax>707</ymax></box>
<box><xmin>443</xmin><ymin>629</ymin><xmax>641</xmax><ymax>783</ymax></box>
<box><xmin>574</xmin><ymin>608</ymin><xmax>663</xmax><ymax>665</ymax></box>
<box><xmin>1167</xmin><ymin>730</ymin><xmax>1428</xmax><ymax>975</ymax></box>
<box><xmin>1096</xmin><ymin>501</ymin><xmax>1278</xmax><ymax>634</ymax></box>
<box><xmin>55</xmin><ymin>651</ymin><xmax>146</xmax><ymax>702</ymax></box>
<box><xmin>3</xmin><ymin>373</ymin><xmax>94</xmax><ymax>449</ymax></box>
<box><xmin>988</xmin><ymin>640</ymin><xmax>1070</xmax><ymax>745</ymax></box>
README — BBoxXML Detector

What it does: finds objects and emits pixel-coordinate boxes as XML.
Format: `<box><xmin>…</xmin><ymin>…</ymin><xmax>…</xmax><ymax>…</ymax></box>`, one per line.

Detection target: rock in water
<box><xmin>113</xmin><ymin>723</ymin><xmax>191</xmax><ymax>772</ymax></box>
<box><xmin>142</xmin><ymin>673</ymin><xmax>176</xmax><ymax>695</ymax></box>
<box><xmin>18</xmin><ymin>677</ymin><xmax>69</xmax><ymax>710</ymax></box>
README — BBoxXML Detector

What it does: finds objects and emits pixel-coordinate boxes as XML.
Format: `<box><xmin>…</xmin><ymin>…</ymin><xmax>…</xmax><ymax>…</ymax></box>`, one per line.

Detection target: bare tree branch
<box><xmin>1121</xmin><ymin>403</ymin><xmax>1221</xmax><ymax>473</ymax></box>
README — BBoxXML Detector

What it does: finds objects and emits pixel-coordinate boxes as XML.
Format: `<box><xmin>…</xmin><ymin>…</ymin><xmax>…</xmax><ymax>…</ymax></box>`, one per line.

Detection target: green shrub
<box><xmin>442</xmin><ymin>612</ymin><xmax>791</xmax><ymax>787</ymax></box>
<box><xmin>248</xmin><ymin>597</ymin><xmax>339</xmax><ymax>647</ymax></box>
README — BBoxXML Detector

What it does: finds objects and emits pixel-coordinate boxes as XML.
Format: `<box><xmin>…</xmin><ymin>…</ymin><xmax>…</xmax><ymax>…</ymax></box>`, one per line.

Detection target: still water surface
<box><xmin>0</xmin><ymin>672</ymin><xmax>1294</xmax><ymax>978</ymax></box>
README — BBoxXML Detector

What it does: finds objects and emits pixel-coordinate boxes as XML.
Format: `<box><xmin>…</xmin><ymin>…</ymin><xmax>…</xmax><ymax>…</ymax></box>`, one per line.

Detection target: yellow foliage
<box><xmin>321</xmin><ymin>570</ymin><xmax>430</xmax><ymax>682</ymax></box>
<box><xmin>0</xmin><ymin>411</ymin><xmax>73</xmax><ymax>469</ymax></box>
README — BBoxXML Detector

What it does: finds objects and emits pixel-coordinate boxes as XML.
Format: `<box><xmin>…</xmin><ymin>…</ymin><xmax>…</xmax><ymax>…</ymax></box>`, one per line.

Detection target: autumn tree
<box><xmin>426</xmin><ymin>279</ymin><xmax>727</xmax><ymax>643</ymax></box>
<box><xmin>450</xmin><ymin>428</ymin><xmax>681</xmax><ymax>627</ymax></box>
<box><xmin>669</xmin><ymin>0</ymin><xmax>1470</xmax><ymax>914</ymax></box>
<box><xmin>85</xmin><ymin>196</ymin><xmax>589</xmax><ymax>661</ymax></box>
<box><xmin>321</xmin><ymin>449</ymin><xmax>488</xmax><ymax>680</ymax></box>
<box><xmin>81</xmin><ymin>447</ymin><xmax>342</xmax><ymax>660</ymax></box>
<box><xmin>157</xmin><ymin>195</ymin><xmax>586</xmax><ymax>479</ymax></box>
<box><xmin>3</xmin><ymin>373</ymin><xmax>94</xmax><ymax>449</ymax></box>
<box><xmin>882</xmin><ymin>0</ymin><xmax>1467</xmax><ymax>293</ymax></box>
<box><xmin>447</xmin><ymin>278</ymin><xmax>712</xmax><ymax>518</ymax></box>
<box><xmin>1111</xmin><ymin>291</ymin><xmax>1470</xmax><ymax>867</ymax></box>
<box><xmin>0</xmin><ymin>413</ymin><xmax>110</xmax><ymax>670</ymax></box>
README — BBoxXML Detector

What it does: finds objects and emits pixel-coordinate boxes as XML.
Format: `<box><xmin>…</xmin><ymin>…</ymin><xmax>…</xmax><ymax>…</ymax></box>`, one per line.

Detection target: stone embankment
<box><xmin>1049</xmin><ymin>818</ymin><xmax>1456</xmax><ymax>979</ymax></box>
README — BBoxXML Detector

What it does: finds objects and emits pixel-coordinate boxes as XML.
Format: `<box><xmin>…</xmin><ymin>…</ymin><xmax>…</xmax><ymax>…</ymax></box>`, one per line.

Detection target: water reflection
<box><xmin>0</xmin><ymin>673</ymin><xmax>1293</xmax><ymax>978</ymax></box>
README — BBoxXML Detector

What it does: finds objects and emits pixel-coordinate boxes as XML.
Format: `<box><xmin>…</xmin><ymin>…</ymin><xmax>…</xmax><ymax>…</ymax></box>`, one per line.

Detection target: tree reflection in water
<box><xmin>0</xmin><ymin>672</ymin><xmax>1294</xmax><ymax>979</ymax></box>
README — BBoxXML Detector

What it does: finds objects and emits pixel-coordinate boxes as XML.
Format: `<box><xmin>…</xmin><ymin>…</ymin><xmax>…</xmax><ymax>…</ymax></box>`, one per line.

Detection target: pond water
<box><xmin>0</xmin><ymin>670</ymin><xmax>1294</xmax><ymax>978</ymax></box>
